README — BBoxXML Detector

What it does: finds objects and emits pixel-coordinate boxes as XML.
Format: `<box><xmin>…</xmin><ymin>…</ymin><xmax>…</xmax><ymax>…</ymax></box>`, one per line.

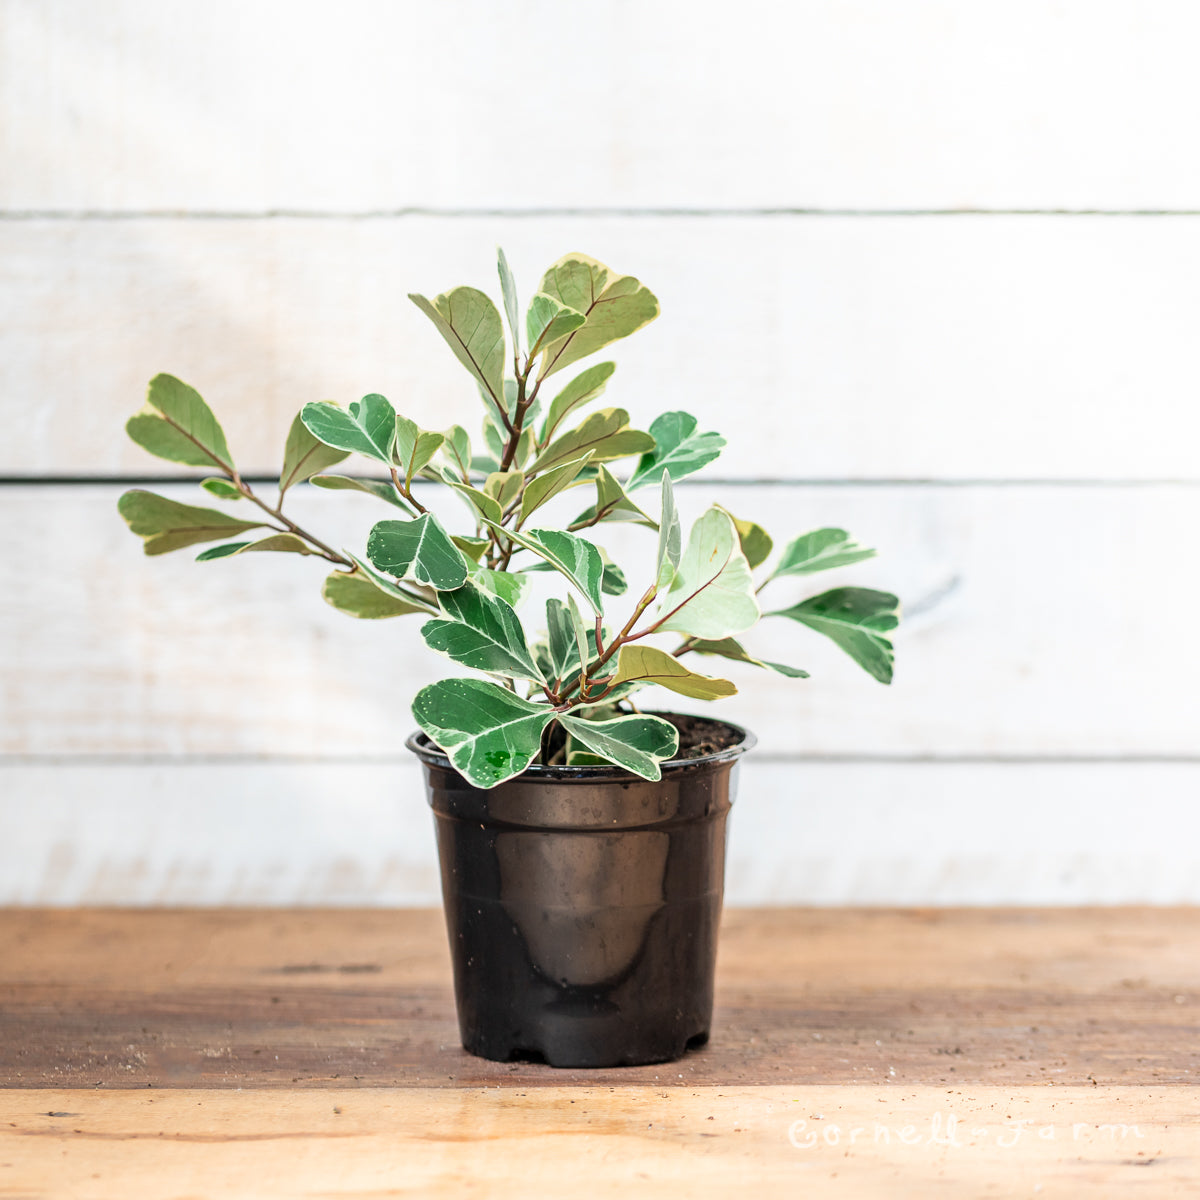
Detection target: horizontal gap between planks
<box><xmin>4</xmin><ymin>754</ymin><xmax>1199</xmax><ymax>768</ymax></box>
<box><xmin>7</xmin><ymin>208</ymin><xmax>1200</xmax><ymax>221</ymax></box>
<box><xmin>4</xmin><ymin>476</ymin><xmax>1200</xmax><ymax>490</ymax></box>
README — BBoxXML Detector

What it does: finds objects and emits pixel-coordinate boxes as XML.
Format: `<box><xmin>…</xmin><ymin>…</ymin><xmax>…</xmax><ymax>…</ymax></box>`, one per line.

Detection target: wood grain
<box><xmin>6</xmin><ymin>218</ymin><xmax>1200</xmax><ymax>478</ymax></box>
<box><xmin>4</xmin><ymin>909</ymin><xmax>1200</xmax><ymax>1090</ymax></box>
<box><xmin>2</xmin><ymin>1085</ymin><xmax>1194</xmax><ymax>1199</ymax></box>
<box><xmin>5</xmin><ymin>2</ymin><xmax>1200</xmax><ymax>211</ymax></box>
<box><xmin>4</xmin><ymin>482</ymin><xmax>1197</xmax><ymax>758</ymax></box>
<box><xmin>8</xmin><ymin>760</ymin><xmax>1200</xmax><ymax>907</ymax></box>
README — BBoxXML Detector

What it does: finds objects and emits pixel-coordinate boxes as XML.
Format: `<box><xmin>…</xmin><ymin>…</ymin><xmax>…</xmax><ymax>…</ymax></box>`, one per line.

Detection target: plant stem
<box><xmin>389</xmin><ymin>467</ymin><xmax>428</xmax><ymax>514</ymax></box>
<box><xmin>233</xmin><ymin>474</ymin><xmax>352</xmax><ymax>567</ymax></box>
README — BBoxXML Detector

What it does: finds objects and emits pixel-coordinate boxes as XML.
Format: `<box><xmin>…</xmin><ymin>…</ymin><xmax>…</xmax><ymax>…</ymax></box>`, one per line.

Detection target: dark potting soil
<box><xmin>651</xmin><ymin>712</ymin><xmax>745</xmax><ymax>760</ymax></box>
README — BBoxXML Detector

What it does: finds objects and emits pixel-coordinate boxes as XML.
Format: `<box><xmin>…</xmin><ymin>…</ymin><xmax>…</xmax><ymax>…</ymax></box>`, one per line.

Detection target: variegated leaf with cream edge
<box><xmin>412</xmin><ymin>679</ymin><xmax>554</xmax><ymax>788</ymax></box>
<box><xmin>653</xmin><ymin>506</ymin><xmax>758</xmax><ymax>640</ymax></box>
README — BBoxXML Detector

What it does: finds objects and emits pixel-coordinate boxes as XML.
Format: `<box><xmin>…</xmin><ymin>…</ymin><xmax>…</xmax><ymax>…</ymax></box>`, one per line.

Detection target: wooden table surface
<box><xmin>3</xmin><ymin>908</ymin><xmax>1199</xmax><ymax>1196</ymax></box>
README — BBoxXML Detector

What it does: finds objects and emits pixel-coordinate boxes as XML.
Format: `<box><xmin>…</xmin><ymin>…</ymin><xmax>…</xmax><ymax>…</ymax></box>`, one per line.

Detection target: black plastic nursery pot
<box><xmin>406</xmin><ymin>714</ymin><xmax>755</xmax><ymax>1069</ymax></box>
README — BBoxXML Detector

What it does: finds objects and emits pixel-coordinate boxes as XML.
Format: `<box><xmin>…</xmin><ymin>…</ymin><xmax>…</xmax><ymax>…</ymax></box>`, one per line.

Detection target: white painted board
<box><xmin>5</xmin><ymin>1</ymin><xmax>1200</xmax><ymax>211</ymax></box>
<box><xmin>2</xmin><ymin>482</ymin><xmax>1197</xmax><ymax>759</ymax></box>
<box><xmin>5</xmin><ymin>218</ymin><xmax>1200</xmax><ymax>478</ymax></box>
<box><xmin>7</xmin><ymin>760</ymin><xmax>1199</xmax><ymax>907</ymax></box>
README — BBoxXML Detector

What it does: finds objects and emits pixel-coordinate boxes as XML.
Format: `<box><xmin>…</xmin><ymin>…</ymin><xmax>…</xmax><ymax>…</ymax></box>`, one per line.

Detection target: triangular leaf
<box><xmin>627</xmin><ymin>410</ymin><xmax>725</xmax><ymax>490</ymax></box>
<box><xmin>441</xmin><ymin>425</ymin><xmax>473</xmax><ymax>482</ymax></box>
<box><xmin>497</xmin><ymin>247</ymin><xmax>522</xmax><ymax>355</ymax></box>
<box><xmin>769</xmin><ymin>587</ymin><xmax>899</xmax><ymax>684</ymax></box>
<box><xmin>530</xmin><ymin>407</ymin><xmax>655</xmax><ymax>474</ymax></box>
<box><xmin>611</xmin><ymin>645</ymin><xmax>737</xmax><ymax>700</ymax></box>
<box><xmin>117</xmin><ymin>490</ymin><xmax>267</xmax><ymax>556</ymax></box>
<box><xmin>540</xmin><ymin>362</ymin><xmax>616</xmax><ymax>445</ymax></box>
<box><xmin>366</xmin><ymin>514</ymin><xmax>469</xmax><ymax>591</ymax></box>
<box><xmin>279</xmin><ymin>410</ymin><xmax>350</xmax><ymax>495</ymax></box>
<box><xmin>772</xmin><ymin>529</ymin><xmax>877</xmax><ymax>578</ymax></box>
<box><xmin>486</xmin><ymin>523</ymin><xmax>605</xmax><ymax>614</ymax></box>
<box><xmin>409</xmin><ymin>287</ymin><xmax>506</xmax><ymax>418</ymax></box>
<box><xmin>322</xmin><ymin>556</ymin><xmax>436</xmax><ymax>619</ymax></box>
<box><xmin>686</xmin><ymin>637</ymin><xmax>809</xmax><ymax>678</ymax></box>
<box><xmin>656</xmin><ymin>472</ymin><xmax>681</xmax><ymax>591</ymax></box>
<box><xmin>200</xmin><ymin>477</ymin><xmax>243</xmax><ymax>500</ymax></box>
<box><xmin>309</xmin><ymin>473</ymin><xmax>415</xmax><ymax>513</ymax></box>
<box><xmin>557</xmin><ymin>713</ymin><xmax>679</xmax><ymax>781</ymax></box>
<box><xmin>394</xmin><ymin>415</ymin><xmax>445</xmax><ymax>488</ymax></box>
<box><xmin>724</xmin><ymin>511</ymin><xmax>773</xmax><ymax>570</ymax></box>
<box><xmin>125</xmin><ymin>374</ymin><xmax>235</xmax><ymax>472</ymax></box>
<box><xmin>472</xmin><ymin>566</ymin><xmax>532</xmax><ymax>610</ymax></box>
<box><xmin>654</xmin><ymin>506</ymin><xmax>759</xmax><ymax>639</ymax></box>
<box><xmin>526</xmin><ymin>292</ymin><xmax>587</xmax><ymax>358</ymax></box>
<box><xmin>300</xmin><ymin>395</ymin><xmax>396</xmax><ymax>465</ymax></box>
<box><xmin>196</xmin><ymin>533</ymin><xmax>315</xmax><ymax>561</ymax></box>
<box><xmin>421</xmin><ymin>581</ymin><xmax>544</xmax><ymax>683</ymax></box>
<box><xmin>412</xmin><ymin>678</ymin><xmax>554</xmax><ymax>788</ymax></box>
<box><xmin>536</xmin><ymin>254</ymin><xmax>660</xmax><ymax>379</ymax></box>
<box><xmin>519</xmin><ymin>450</ymin><xmax>594</xmax><ymax>524</ymax></box>
<box><xmin>570</xmin><ymin>464</ymin><xmax>656</xmax><ymax>530</ymax></box>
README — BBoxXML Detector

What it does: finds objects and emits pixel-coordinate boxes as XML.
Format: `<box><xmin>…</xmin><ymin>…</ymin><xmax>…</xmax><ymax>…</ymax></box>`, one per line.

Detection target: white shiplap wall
<box><xmin>3</xmin><ymin>0</ymin><xmax>1198</xmax><ymax>905</ymax></box>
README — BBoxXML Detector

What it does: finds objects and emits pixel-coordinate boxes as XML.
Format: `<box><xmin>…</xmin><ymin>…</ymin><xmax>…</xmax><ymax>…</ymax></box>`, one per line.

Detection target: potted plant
<box><xmin>117</xmin><ymin>250</ymin><xmax>899</xmax><ymax>1067</ymax></box>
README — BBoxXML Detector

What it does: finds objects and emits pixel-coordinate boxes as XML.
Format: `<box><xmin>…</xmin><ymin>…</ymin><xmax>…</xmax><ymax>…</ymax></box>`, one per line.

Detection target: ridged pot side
<box><xmin>407</xmin><ymin>716</ymin><xmax>755</xmax><ymax>1068</ymax></box>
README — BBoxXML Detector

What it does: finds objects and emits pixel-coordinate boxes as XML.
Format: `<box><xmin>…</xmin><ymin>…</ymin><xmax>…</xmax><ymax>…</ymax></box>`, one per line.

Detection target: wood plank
<box><xmin>3</xmin><ymin>909</ymin><xmax>1200</xmax><ymax>1090</ymax></box>
<box><xmin>3</xmin><ymin>483</ymin><xmax>1197</xmax><ymax>757</ymax></box>
<box><xmin>6</xmin><ymin>218</ymin><xmax>1200</xmax><ymax>478</ymax></box>
<box><xmin>6</xmin><ymin>2</ymin><xmax>1200</xmax><ymax>211</ymax></box>
<box><xmin>8</xmin><ymin>761</ymin><xmax>1200</xmax><ymax>907</ymax></box>
<box><xmin>1</xmin><ymin>1085</ymin><xmax>1193</xmax><ymax>1199</ymax></box>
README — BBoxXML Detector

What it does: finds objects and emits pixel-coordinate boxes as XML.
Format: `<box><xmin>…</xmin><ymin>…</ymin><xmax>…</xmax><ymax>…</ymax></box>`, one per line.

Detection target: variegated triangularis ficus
<box><xmin>119</xmin><ymin>251</ymin><xmax>900</xmax><ymax>788</ymax></box>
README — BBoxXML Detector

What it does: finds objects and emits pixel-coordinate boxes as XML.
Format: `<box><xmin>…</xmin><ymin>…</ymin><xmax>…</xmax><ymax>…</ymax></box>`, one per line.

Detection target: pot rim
<box><xmin>405</xmin><ymin>711</ymin><xmax>756</xmax><ymax>780</ymax></box>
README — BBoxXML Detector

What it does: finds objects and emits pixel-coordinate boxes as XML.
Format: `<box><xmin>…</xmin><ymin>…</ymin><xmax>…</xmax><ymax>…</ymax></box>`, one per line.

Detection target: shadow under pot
<box><xmin>406</xmin><ymin>714</ymin><xmax>755</xmax><ymax>1069</ymax></box>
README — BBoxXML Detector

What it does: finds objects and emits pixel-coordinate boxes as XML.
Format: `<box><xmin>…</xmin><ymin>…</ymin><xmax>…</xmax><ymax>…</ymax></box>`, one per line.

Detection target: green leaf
<box><xmin>452</xmin><ymin>535</ymin><xmax>489</xmax><ymax>563</ymax></box>
<box><xmin>655</xmin><ymin>506</ymin><xmax>759</xmax><ymax>639</ymax></box>
<box><xmin>526</xmin><ymin>292</ymin><xmax>586</xmax><ymax>358</ymax></box>
<box><xmin>656</xmin><ymin>471</ymin><xmax>681</xmax><ymax>591</ymax></box>
<box><xmin>543</xmin><ymin>597</ymin><xmax>603</xmax><ymax>684</ymax></box>
<box><xmin>446</xmin><ymin>479</ymin><xmax>503</xmax><ymax>525</ymax></box>
<box><xmin>472</xmin><ymin>566</ymin><xmax>531</xmax><ymax>610</ymax></box>
<box><xmin>409</xmin><ymin>287</ymin><xmax>506</xmax><ymax>418</ymax></box>
<box><xmin>412</xmin><ymin>678</ymin><xmax>554</xmax><ymax>788</ymax></box>
<box><xmin>540</xmin><ymin>362</ymin><xmax>617</xmax><ymax>445</ymax></box>
<box><xmin>536</xmin><ymin>254</ymin><xmax>660</xmax><ymax>379</ymax></box>
<box><xmin>530</xmin><ymin>407</ymin><xmax>655</xmax><ymax>474</ymax></box>
<box><xmin>309</xmin><ymin>473</ymin><xmax>414</xmax><ymax>513</ymax></box>
<box><xmin>519</xmin><ymin>450</ymin><xmax>594</xmax><ymax>524</ymax></box>
<box><xmin>497</xmin><ymin>247</ymin><xmax>521</xmax><ymax>354</ymax></box>
<box><xmin>565</xmin><ymin>750</ymin><xmax>610</xmax><ymax>766</ymax></box>
<box><xmin>725</xmin><ymin>512</ymin><xmax>773</xmax><ymax>570</ymax></box>
<box><xmin>322</xmin><ymin>556</ymin><xmax>436</xmax><ymax>619</ymax></box>
<box><xmin>769</xmin><ymin>587</ymin><xmax>899</xmax><ymax>684</ymax></box>
<box><xmin>394</xmin><ymin>415</ymin><xmax>445</xmax><ymax>488</ymax></box>
<box><xmin>612</xmin><ymin>645</ymin><xmax>736</xmax><ymax>700</ymax></box>
<box><xmin>600</xmin><ymin>551</ymin><xmax>627</xmax><ymax>596</ymax></box>
<box><xmin>441</xmin><ymin>425</ymin><xmax>473</xmax><ymax>481</ymax></box>
<box><xmin>300</xmin><ymin>394</ymin><xmax>396</xmax><ymax>465</ymax></box>
<box><xmin>200</xmin><ymin>477</ymin><xmax>243</xmax><ymax>500</ymax></box>
<box><xmin>772</xmin><ymin>529</ymin><xmax>877</xmax><ymax>578</ymax></box>
<box><xmin>557</xmin><ymin>713</ymin><xmax>679</xmax><ymax>781</ymax></box>
<box><xmin>421</xmin><ymin>582</ymin><xmax>544</xmax><ymax>683</ymax></box>
<box><xmin>487</xmin><ymin>523</ymin><xmax>605</xmax><ymax>614</ymax></box>
<box><xmin>117</xmin><ymin>490</ymin><xmax>267</xmax><ymax>556</ymax></box>
<box><xmin>687</xmin><ymin>637</ymin><xmax>809</xmax><ymax>678</ymax></box>
<box><xmin>569</xmin><ymin>464</ymin><xmax>655</xmax><ymax>532</ymax></box>
<box><xmin>279</xmin><ymin>410</ymin><xmax>350</xmax><ymax>495</ymax></box>
<box><xmin>366</xmin><ymin>514</ymin><xmax>469</xmax><ymax>591</ymax></box>
<box><xmin>196</xmin><ymin>533</ymin><xmax>315</xmax><ymax>560</ymax></box>
<box><xmin>626</xmin><ymin>411</ymin><xmax>725</xmax><ymax>490</ymax></box>
<box><xmin>483</xmin><ymin>470</ymin><xmax>523</xmax><ymax>510</ymax></box>
<box><xmin>125</xmin><ymin>374</ymin><xmax>235</xmax><ymax>472</ymax></box>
